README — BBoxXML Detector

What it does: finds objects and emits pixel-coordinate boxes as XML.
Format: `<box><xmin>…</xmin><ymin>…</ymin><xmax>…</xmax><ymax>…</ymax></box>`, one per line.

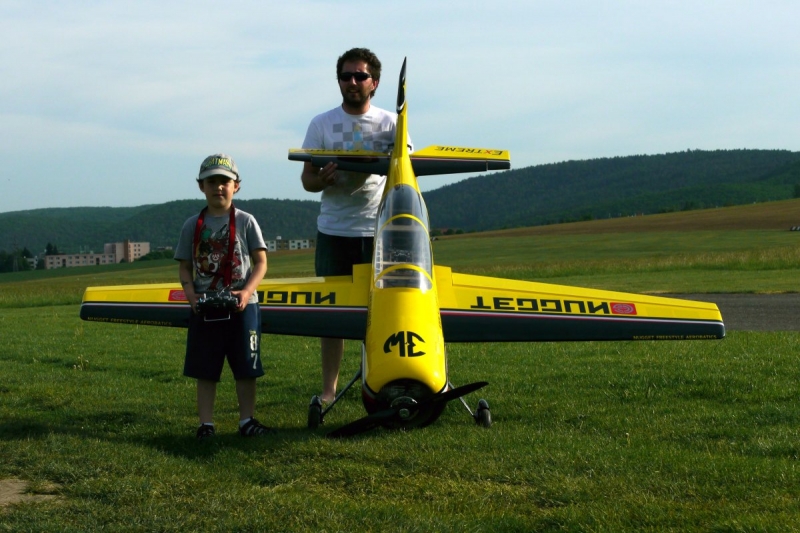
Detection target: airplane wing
<box><xmin>433</xmin><ymin>266</ymin><xmax>725</xmax><ymax>341</ymax></box>
<box><xmin>80</xmin><ymin>265</ymin><xmax>372</xmax><ymax>339</ymax></box>
<box><xmin>288</xmin><ymin>145</ymin><xmax>510</xmax><ymax>176</ymax></box>
<box><xmin>81</xmin><ymin>263</ymin><xmax>723</xmax><ymax>341</ymax></box>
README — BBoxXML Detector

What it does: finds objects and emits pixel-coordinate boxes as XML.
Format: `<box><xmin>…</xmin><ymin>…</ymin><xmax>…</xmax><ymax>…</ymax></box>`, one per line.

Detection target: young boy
<box><xmin>174</xmin><ymin>153</ymin><xmax>271</xmax><ymax>439</ymax></box>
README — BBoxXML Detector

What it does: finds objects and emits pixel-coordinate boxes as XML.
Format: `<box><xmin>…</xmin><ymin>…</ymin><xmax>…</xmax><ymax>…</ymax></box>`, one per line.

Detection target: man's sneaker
<box><xmin>196</xmin><ymin>423</ymin><xmax>215</xmax><ymax>440</ymax></box>
<box><xmin>239</xmin><ymin>417</ymin><xmax>273</xmax><ymax>437</ymax></box>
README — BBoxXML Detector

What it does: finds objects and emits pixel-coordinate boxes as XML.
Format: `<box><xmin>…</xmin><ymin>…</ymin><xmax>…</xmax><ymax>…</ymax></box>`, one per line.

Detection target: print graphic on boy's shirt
<box><xmin>195</xmin><ymin>223</ymin><xmax>243</xmax><ymax>290</ymax></box>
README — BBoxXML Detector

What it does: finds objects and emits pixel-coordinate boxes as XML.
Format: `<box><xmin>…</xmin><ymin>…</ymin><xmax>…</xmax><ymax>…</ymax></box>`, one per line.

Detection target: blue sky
<box><xmin>2</xmin><ymin>0</ymin><xmax>799</xmax><ymax>213</ymax></box>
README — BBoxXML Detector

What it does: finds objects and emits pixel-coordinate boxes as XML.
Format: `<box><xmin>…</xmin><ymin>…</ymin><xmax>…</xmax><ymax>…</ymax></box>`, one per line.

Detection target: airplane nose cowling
<box><xmin>362</xmin><ymin>378</ymin><xmax>447</xmax><ymax>429</ymax></box>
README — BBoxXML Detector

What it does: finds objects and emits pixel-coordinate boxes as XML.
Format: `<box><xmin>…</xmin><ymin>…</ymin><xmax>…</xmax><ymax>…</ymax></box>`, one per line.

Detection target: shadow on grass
<box><xmin>139</xmin><ymin>427</ymin><xmax>327</xmax><ymax>460</ymax></box>
<box><xmin>0</xmin><ymin>419</ymin><xmax>53</xmax><ymax>439</ymax></box>
<box><xmin>0</xmin><ymin>412</ymin><xmax>333</xmax><ymax>462</ymax></box>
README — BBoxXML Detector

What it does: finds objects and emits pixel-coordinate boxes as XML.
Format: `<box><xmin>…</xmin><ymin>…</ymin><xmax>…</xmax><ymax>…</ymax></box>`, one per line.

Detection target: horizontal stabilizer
<box><xmin>288</xmin><ymin>145</ymin><xmax>510</xmax><ymax>177</ymax></box>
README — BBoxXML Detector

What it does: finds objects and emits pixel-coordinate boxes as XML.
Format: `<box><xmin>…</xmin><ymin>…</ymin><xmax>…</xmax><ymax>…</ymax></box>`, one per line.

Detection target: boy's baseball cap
<box><xmin>198</xmin><ymin>153</ymin><xmax>239</xmax><ymax>181</ymax></box>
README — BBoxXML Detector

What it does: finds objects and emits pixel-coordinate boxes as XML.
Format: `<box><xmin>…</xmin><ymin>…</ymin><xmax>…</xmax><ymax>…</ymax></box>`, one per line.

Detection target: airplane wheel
<box><xmin>308</xmin><ymin>396</ymin><xmax>323</xmax><ymax>429</ymax></box>
<box><xmin>475</xmin><ymin>399</ymin><xmax>491</xmax><ymax>428</ymax></box>
<box><xmin>308</xmin><ymin>404</ymin><xmax>321</xmax><ymax>429</ymax></box>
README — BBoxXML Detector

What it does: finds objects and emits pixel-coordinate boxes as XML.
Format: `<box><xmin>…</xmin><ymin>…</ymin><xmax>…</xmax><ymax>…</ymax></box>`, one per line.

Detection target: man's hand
<box><xmin>302</xmin><ymin>161</ymin><xmax>339</xmax><ymax>192</ymax></box>
<box><xmin>317</xmin><ymin>162</ymin><xmax>339</xmax><ymax>187</ymax></box>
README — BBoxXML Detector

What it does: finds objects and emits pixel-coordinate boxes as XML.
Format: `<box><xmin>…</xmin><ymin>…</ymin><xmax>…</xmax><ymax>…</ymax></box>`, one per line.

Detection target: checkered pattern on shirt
<box><xmin>331</xmin><ymin>121</ymin><xmax>389</xmax><ymax>152</ymax></box>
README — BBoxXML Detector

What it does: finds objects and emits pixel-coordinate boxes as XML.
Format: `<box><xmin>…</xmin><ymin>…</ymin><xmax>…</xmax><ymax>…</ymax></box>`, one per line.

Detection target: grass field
<box><xmin>2</xmin><ymin>204</ymin><xmax>800</xmax><ymax>531</ymax></box>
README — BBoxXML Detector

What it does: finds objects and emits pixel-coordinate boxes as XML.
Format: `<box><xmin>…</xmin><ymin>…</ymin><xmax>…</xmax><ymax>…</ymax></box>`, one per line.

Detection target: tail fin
<box><xmin>394</xmin><ymin>57</ymin><xmax>410</xmax><ymax>160</ymax></box>
<box><xmin>396</xmin><ymin>57</ymin><xmax>407</xmax><ymax>115</ymax></box>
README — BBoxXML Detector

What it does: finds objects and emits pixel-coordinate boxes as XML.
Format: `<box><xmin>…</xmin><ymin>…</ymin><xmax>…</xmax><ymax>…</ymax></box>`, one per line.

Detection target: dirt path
<box><xmin>0</xmin><ymin>479</ymin><xmax>60</xmax><ymax>510</ymax></box>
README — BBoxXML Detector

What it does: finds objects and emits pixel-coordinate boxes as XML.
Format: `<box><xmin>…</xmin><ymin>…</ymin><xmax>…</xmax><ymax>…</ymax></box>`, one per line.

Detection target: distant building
<box><xmin>44</xmin><ymin>251</ymin><xmax>116</xmax><ymax>269</ymax></box>
<box><xmin>265</xmin><ymin>238</ymin><xmax>315</xmax><ymax>252</ymax></box>
<box><xmin>288</xmin><ymin>238</ymin><xmax>314</xmax><ymax>250</ymax></box>
<box><xmin>43</xmin><ymin>240</ymin><xmax>151</xmax><ymax>269</ymax></box>
<box><xmin>104</xmin><ymin>240</ymin><xmax>150</xmax><ymax>262</ymax></box>
<box><xmin>42</xmin><ymin>237</ymin><xmax>312</xmax><ymax>269</ymax></box>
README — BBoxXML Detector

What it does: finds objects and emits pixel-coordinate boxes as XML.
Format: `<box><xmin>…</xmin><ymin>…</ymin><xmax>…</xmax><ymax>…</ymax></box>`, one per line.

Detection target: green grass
<box><xmin>2</xmin><ymin>229</ymin><xmax>798</xmax><ymax>309</ymax></box>
<box><xmin>2</xmin><ymin>229</ymin><xmax>800</xmax><ymax>530</ymax></box>
<box><xmin>433</xmin><ymin>230</ymin><xmax>800</xmax><ymax>293</ymax></box>
<box><xmin>0</xmin><ymin>254</ymin><xmax>317</xmax><ymax>309</ymax></box>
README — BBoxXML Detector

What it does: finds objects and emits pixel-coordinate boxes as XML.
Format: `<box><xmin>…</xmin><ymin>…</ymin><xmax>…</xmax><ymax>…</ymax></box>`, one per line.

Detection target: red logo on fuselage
<box><xmin>168</xmin><ymin>290</ymin><xmax>187</xmax><ymax>302</ymax></box>
<box><xmin>610</xmin><ymin>303</ymin><xmax>637</xmax><ymax>315</ymax></box>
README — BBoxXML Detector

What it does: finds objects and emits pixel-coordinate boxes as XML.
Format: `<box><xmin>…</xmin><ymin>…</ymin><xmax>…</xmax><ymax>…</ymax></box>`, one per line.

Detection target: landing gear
<box><xmin>475</xmin><ymin>398</ymin><xmax>492</xmax><ymax>428</ymax></box>
<box><xmin>308</xmin><ymin>396</ymin><xmax>322</xmax><ymax>429</ymax></box>
<box><xmin>452</xmin><ymin>381</ymin><xmax>492</xmax><ymax>429</ymax></box>
<box><xmin>307</xmin><ymin>366</ymin><xmax>363</xmax><ymax>430</ymax></box>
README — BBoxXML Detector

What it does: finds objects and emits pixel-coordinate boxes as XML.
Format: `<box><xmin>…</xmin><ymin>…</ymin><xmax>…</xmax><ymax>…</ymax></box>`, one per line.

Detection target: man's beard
<box><xmin>342</xmin><ymin>88</ymin><xmax>370</xmax><ymax>108</ymax></box>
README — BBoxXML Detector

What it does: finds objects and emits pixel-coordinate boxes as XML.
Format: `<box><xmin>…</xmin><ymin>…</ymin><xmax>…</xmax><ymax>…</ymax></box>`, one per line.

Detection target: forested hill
<box><xmin>423</xmin><ymin>148</ymin><xmax>800</xmax><ymax>231</ymax></box>
<box><xmin>3</xmin><ymin>199</ymin><xmax>320</xmax><ymax>255</ymax></box>
<box><xmin>4</xmin><ymin>149</ymin><xmax>800</xmax><ymax>254</ymax></box>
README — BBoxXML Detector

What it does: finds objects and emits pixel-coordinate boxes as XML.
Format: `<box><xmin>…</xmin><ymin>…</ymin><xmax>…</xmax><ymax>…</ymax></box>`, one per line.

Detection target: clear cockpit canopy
<box><xmin>373</xmin><ymin>185</ymin><xmax>432</xmax><ymax>291</ymax></box>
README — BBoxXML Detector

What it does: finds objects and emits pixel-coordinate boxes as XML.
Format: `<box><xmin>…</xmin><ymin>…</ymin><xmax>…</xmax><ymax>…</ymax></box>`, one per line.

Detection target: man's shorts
<box><xmin>183</xmin><ymin>302</ymin><xmax>264</xmax><ymax>381</ymax></box>
<box><xmin>315</xmin><ymin>231</ymin><xmax>374</xmax><ymax>276</ymax></box>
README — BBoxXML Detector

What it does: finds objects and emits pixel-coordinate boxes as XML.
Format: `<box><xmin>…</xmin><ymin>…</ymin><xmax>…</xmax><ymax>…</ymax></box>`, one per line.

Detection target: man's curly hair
<box><xmin>337</xmin><ymin>48</ymin><xmax>382</xmax><ymax>97</ymax></box>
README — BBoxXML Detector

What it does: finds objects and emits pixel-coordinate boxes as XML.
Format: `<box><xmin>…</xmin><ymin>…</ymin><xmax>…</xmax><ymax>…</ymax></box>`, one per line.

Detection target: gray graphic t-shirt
<box><xmin>174</xmin><ymin>208</ymin><xmax>266</xmax><ymax>304</ymax></box>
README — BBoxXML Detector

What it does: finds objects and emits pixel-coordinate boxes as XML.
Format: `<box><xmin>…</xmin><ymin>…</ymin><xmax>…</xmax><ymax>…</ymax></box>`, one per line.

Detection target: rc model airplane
<box><xmin>80</xmin><ymin>58</ymin><xmax>725</xmax><ymax>438</ymax></box>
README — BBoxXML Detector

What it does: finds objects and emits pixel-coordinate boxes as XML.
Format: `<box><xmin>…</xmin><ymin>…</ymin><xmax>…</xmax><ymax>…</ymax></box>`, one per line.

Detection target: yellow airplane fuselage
<box><xmin>363</xmin><ymin>286</ymin><xmax>446</xmax><ymax>396</ymax></box>
<box><xmin>360</xmin><ymin>93</ymin><xmax>449</xmax><ymax>420</ymax></box>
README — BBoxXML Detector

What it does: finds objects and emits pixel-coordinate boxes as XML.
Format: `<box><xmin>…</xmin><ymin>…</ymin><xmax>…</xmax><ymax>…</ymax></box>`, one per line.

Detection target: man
<box><xmin>300</xmin><ymin>47</ymin><xmax>411</xmax><ymax>404</ymax></box>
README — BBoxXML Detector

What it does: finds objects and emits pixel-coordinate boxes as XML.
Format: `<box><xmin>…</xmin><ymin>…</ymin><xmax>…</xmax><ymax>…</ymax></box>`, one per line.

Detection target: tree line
<box><xmin>3</xmin><ymin>148</ymin><xmax>800</xmax><ymax>259</ymax></box>
<box><xmin>423</xmin><ymin>149</ymin><xmax>800</xmax><ymax>231</ymax></box>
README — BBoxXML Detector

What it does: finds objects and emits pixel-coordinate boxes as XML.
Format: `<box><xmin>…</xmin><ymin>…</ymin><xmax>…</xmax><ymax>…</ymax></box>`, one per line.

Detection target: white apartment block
<box><xmin>43</xmin><ymin>238</ymin><xmax>313</xmax><ymax>269</ymax></box>
<box><xmin>45</xmin><ymin>252</ymin><xmax>117</xmax><ymax>269</ymax></box>
<box><xmin>103</xmin><ymin>241</ymin><xmax>150</xmax><ymax>262</ymax></box>
<box><xmin>265</xmin><ymin>238</ymin><xmax>315</xmax><ymax>252</ymax></box>
<box><xmin>44</xmin><ymin>240</ymin><xmax>151</xmax><ymax>270</ymax></box>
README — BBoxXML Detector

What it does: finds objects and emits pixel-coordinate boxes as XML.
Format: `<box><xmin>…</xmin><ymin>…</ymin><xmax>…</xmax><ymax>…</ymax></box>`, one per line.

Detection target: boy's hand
<box><xmin>184</xmin><ymin>288</ymin><xmax>199</xmax><ymax>314</ymax></box>
<box><xmin>231</xmin><ymin>289</ymin><xmax>251</xmax><ymax>312</ymax></box>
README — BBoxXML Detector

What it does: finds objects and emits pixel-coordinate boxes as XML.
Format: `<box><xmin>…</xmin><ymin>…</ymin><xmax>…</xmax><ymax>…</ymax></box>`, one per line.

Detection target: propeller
<box><xmin>326</xmin><ymin>381</ymin><xmax>488</xmax><ymax>439</ymax></box>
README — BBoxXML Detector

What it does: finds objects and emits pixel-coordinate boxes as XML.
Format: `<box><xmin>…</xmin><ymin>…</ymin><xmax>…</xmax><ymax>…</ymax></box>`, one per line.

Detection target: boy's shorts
<box><xmin>315</xmin><ymin>231</ymin><xmax>374</xmax><ymax>276</ymax></box>
<box><xmin>184</xmin><ymin>302</ymin><xmax>264</xmax><ymax>381</ymax></box>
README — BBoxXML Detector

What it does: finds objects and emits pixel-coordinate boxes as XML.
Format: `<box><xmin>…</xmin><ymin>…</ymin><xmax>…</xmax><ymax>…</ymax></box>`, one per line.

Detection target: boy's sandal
<box><xmin>239</xmin><ymin>417</ymin><xmax>274</xmax><ymax>437</ymax></box>
<box><xmin>196</xmin><ymin>423</ymin><xmax>216</xmax><ymax>440</ymax></box>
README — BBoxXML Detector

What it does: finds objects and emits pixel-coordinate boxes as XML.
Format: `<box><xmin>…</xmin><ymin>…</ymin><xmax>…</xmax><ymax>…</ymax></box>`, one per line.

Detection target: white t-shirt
<box><xmin>302</xmin><ymin>105</ymin><xmax>411</xmax><ymax>237</ymax></box>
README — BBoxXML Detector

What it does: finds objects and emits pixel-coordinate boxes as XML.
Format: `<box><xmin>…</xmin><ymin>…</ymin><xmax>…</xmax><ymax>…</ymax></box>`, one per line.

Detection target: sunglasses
<box><xmin>338</xmin><ymin>71</ymin><xmax>372</xmax><ymax>82</ymax></box>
